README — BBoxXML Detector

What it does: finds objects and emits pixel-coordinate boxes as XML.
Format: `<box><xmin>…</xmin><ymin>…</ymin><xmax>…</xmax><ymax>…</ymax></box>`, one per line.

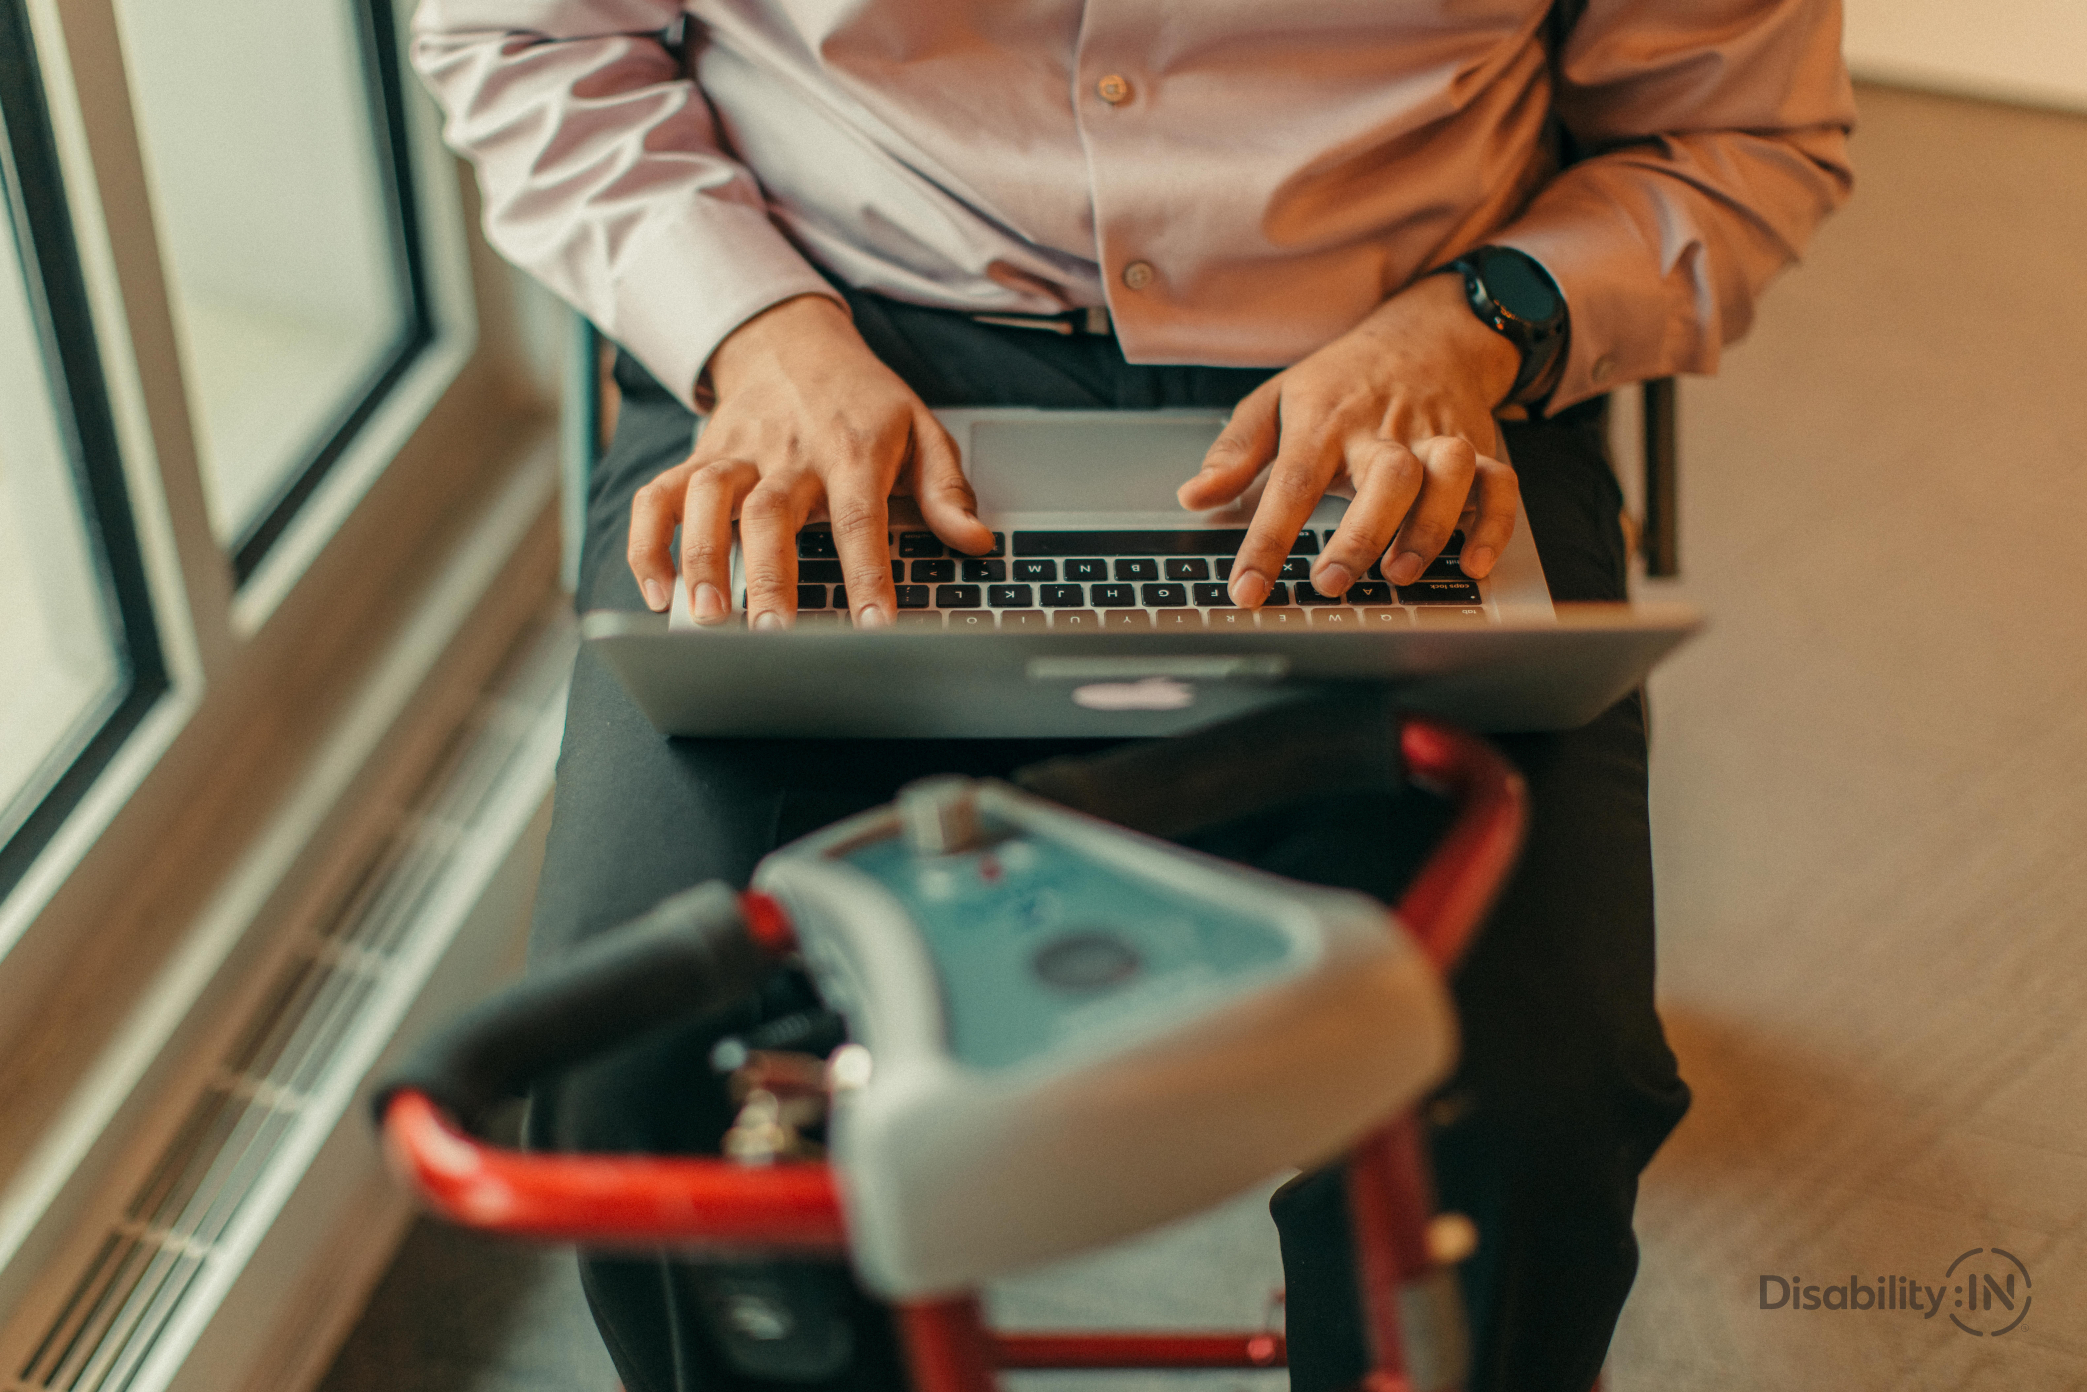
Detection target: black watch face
<box><xmin>1478</xmin><ymin>248</ymin><xmax>1560</xmax><ymax>322</ymax></box>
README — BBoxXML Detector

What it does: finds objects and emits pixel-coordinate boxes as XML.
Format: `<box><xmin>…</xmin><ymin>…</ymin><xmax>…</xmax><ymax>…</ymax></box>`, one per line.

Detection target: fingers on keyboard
<box><xmin>768</xmin><ymin>528</ymin><xmax>1482</xmax><ymax>630</ymax></box>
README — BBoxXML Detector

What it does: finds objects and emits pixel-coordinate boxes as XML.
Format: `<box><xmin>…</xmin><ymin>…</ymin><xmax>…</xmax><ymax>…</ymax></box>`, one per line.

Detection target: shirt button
<box><xmin>1121</xmin><ymin>260</ymin><xmax>1155</xmax><ymax>291</ymax></box>
<box><xmin>1591</xmin><ymin>354</ymin><xmax>1615</xmax><ymax>383</ymax></box>
<box><xmin>1095</xmin><ymin>73</ymin><xmax>1133</xmax><ymax>105</ymax></box>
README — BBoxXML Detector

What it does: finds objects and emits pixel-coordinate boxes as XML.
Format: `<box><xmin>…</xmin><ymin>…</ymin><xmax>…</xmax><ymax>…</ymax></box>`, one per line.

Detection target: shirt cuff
<box><xmin>1491</xmin><ymin>176</ymin><xmax>1700</xmax><ymax>415</ymax></box>
<box><xmin>597</xmin><ymin>197</ymin><xmax>847</xmax><ymax>413</ymax></box>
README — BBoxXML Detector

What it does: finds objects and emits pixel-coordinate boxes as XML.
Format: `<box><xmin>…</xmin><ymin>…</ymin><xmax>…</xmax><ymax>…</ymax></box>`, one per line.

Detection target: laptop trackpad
<box><xmin>966</xmin><ymin>416</ymin><xmax>1227</xmax><ymax>513</ymax></box>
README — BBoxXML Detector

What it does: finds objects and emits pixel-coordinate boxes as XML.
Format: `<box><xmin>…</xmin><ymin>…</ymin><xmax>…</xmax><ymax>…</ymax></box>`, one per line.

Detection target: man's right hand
<box><xmin>627</xmin><ymin>295</ymin><xmax>993</xmax><ymax>628</ymax></box>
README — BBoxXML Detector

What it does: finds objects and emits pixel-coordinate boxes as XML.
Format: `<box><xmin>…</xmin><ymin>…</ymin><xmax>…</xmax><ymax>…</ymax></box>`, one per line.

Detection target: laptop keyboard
<box><xmin>750</xmin><ymin>529</ymin><xmax>1488</xmax><ymax>629</ymax></box>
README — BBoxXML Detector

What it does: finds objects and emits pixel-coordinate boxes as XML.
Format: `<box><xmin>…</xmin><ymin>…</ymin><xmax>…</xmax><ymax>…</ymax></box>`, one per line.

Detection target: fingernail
<box><xmin>1461</xmin><ymin>546</ymin><xmax>1496</xmax><ymax>577</ymax></box>
<box><xmin>641</xmin><ymin>578</ymin><xmax>667</xmax><ymax>612</ymax></box>
<box><xmin>1389</xmin><ymin>553</ymin><xmax>1424</xmax><ymax>585</ymax></box>
<box><xmin>693</xmin><ymin>582</ymin><xmax>725</xmax><ymax>623</ymax></box>
<box><xmin>752</xmin><ymin>610</ymin><xmax>783</xmax><ymax>631</ymax></box>
<box><xmin>1230</xmin><ymin>571</ymin><xmax>1271</xmax><ymax>608</ymax></box>
<box><xmin>1315</xmin><ymin>562</ymin><xmax>1353</xmax><ymax>596</ymax></box>
<box><xmin>856</xmin><ymin>606</ymin><xmax>890</xmax><ymax>630</ymax></box>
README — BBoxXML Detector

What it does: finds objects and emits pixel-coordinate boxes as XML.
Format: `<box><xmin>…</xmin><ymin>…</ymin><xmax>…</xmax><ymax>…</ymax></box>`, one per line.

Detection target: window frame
<box><xmin>0</xmin><ymin>0</ymin><xmax>555</xmax><ymax>1104</ymax></box>
<box><xmin>0</xmin><ymin>0</ymin><xmax>166</xmax><ymax>900</ymax></box>
<box><xmin>220</xmin><ymin>0</ymin><xmax>435</xmax><ymax>583</ymax></box>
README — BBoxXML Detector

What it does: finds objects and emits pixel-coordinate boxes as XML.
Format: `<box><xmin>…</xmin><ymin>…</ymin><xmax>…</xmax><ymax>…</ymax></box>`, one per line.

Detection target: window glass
<box><xmin>0</xmin><ymin>191</ymin><xmax>126</xmax><ymax>850</ymax></box>
<box><xmin>113</xmin><ymin>0</ymin><xmax>421</xmax><ymax>569</ymax></box>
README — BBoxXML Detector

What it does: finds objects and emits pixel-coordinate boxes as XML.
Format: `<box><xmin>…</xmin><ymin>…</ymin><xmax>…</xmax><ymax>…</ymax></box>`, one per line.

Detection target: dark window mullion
<box><xmin>0</xmin><ymin>0</ymin><xmax>168</xmax><ymax>899</ymax></box>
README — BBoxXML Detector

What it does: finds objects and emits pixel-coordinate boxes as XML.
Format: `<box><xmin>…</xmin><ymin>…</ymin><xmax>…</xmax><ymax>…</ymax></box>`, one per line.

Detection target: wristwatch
<box><xmin>1443</xmin><ymin>246</ymin><xmax>1569</xmax><ymax>407</ymax></box>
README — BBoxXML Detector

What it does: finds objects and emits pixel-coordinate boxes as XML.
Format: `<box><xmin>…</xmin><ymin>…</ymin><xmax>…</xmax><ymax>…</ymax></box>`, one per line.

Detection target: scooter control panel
<box><xmin>754</xmin><ymin>777</ymin><xmax>1453</xmax><ymax>1299</ymax></box>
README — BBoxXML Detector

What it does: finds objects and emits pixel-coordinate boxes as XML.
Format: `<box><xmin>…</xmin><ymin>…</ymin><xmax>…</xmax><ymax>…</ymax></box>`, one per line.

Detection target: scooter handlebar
<box><xmin>375</xmin><ymin>717</ymin><xmax>1522</xmax><ymax>1251</ymax></box>
<box><xmin>380</xmin><ymin>1089</ymin><xmax>847</xmax><ymax>1250</ymax></box>
<box><xmin>371</xmin><ymin>881</ymin><xmax>781</xmax><ymax>1133</ymax></box>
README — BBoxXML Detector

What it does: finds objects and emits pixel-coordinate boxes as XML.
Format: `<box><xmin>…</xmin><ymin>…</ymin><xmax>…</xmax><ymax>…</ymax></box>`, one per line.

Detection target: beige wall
<box><xmin>1845</xmin><ymin>0</ymin><xmax>2087</xmax><ymax>112</ymax></box>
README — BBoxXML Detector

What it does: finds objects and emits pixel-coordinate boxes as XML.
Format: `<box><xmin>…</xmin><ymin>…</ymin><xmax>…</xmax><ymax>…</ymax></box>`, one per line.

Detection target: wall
<box><xmin>1844</xmin><ymin>0</ymin><xmax>2087</xmax><ymax>113</ymax></box>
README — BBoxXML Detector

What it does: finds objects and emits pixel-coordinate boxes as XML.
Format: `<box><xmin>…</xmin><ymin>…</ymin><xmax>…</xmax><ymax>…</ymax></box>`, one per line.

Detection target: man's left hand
<box><xmin>1178</xmin><ymin>271</ymin><xmax>1526</xmax><ymax>606</ymax></box>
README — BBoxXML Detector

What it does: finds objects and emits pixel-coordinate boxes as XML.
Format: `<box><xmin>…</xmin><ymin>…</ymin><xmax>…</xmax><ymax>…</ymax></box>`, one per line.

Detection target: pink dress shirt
<box><xmin>412</xmin><ymin>0</ymin><xmax>1853</xmax><ymax>413</ymax></box>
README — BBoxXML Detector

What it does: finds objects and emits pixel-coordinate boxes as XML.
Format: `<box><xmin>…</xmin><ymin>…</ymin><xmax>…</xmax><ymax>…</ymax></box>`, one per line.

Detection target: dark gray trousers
<box><xmin>528</xmin><ymin>292</ymin><xmax>1690</xmax><ymax>1392</ymax></box>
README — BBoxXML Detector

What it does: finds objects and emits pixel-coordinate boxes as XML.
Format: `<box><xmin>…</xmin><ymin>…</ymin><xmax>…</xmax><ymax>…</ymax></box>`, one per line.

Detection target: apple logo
<box><xmin>1071</xmin><ymin>677</ymin><xmax>1195</xmax><ymax>711</ymax></box>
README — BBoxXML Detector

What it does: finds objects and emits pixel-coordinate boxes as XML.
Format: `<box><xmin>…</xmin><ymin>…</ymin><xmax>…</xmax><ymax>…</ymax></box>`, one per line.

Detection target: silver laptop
<box><xmin>582</xmin><ymin>409</ymin><xmax>1700</xmax><ymax>737</ymax></box>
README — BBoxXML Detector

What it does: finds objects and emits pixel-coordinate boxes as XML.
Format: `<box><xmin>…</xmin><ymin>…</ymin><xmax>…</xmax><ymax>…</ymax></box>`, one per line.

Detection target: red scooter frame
<box><xmin>384</xmin><ymin>717</ymin><xmax>1526</xmax><ymax>1392</ymax></box>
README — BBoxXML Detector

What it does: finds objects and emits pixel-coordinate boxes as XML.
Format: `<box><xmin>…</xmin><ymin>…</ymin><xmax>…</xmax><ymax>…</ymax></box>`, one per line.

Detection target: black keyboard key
<box><xmin>1015</xmin><ymin>529</ymin><xmax>1248</xmax><ymax>557</ymax></box>
<box><xmin>1215</xmin><ymin>557</ymin><xmax>1234</xmax><ymax>580</ymax></box>
<box><xmin>1398</xmin><ymin>579</ymin><xmax>1483</xmax><ymax>605</ymax></box>
<box><xmin>970</xmin><ymin>532</ymin><xmax>1006</xmax><ymax>558</ymax></box>
<box><xmin>1421</xmin><ymin>554</ymin><xmax>1469</xmax><ymax>581</ymax></box>
<box><xmin>892</xmin><ymin>561</ymin><xmax>905</xmax><ymax>582</ymax></box>
<box><xmin>911</xmin><ymin>558</ymin><xmax>956</xmax><ymax>583</ymax></box>
<box><xmin>797</xmin><ymin>584</ymin><xmax>828</xmax><ymax>610</ymax></box>
<box><xmin>1065</xmin><ymin>558</ymin><xmax>1108</xmax><ymax>581</ymax></box>
<box><xmin>1348</xmin><ymin>581</ymin><xmax>1393</xmax><ymax>603</ymax></box>
<box><xmin>899</xmin><ymin>532</ymin><xmax>944</xmax><ymax>558</ymax></box>
<box><xmin>1101</xmin><ymin>609</ymin><xmax>1153</xmax><ymax>629</ymax></box>
<box><xmin>987</xmin><ymin>584</ymin><xmax>1033</xmax><ymax>607</ymax></box>
<box><xmin>1279</xmin><ymin>557</ymin><xmax>1312</xmax><ymax>580</ymax></box>
<box><xmin>895</xmin><ymin>584</ymin><xmax>931</xmax><ymax>609</ymax></box>
<box><xmin>936</xmin><ymin>584</ymin><xmax>983</xmax><ymax>608</ymax></box>
<box><xmin>799</xmin><ymin>560</ymin><xmax>845</xmax><ymax>583</ymax></box>
<box><xmin>1193</xmin><ymin>583</ymin><xmax>1232</xmax><ymax>606</ymax></box>
<box><xmin>797</xmin><ymin>531</ymin><xmax>838</xmax><ymax>559</ymax></box>
<box><xmin>1442</xmin><ymin>530</ymin><xmax>1465</xmax><ymax>555</ymax></box>
<box><xmin>1091</xmin><ymin>583</ymin><xmax>1135</xmax><ymax>607</ymax></box>
<box><xmin>1154</xmin><ymin>609</ymin><xmax>1205</xmax><ymax>630</ymax></box>
<box><xmin>1266</xmin><ymin>582</ymin><xmax>1291</xmax><ymax>605</ymax></box>
<box><xmin>1013</xmin><ymin>559</ymin><xmax>1057</xmax><ymax>581</ymax></box>
<box><xmin>1290</xmin><ymin>531</ymin><xmax>1320</xmax><ymax>555</ymax></box>
<box><xmin>1114</xmin><ymin>558</ymin><xmax>1159</xmax><ymax>580</ymax></box>
<box><xmin>962</xmin><ymin>559</ymin><xmax>1006</xmax><ymax>583</ymax></box>
<box><xmin>1041</xmin><ymin>584</ymin><xmax>1086</xmax><ymax>607</ymax></box>
<box><xmin>1294</xmin><ymin>581</ymin><xmax>1342</xmax><ymax>604</ymax></box>
<box><xmin>1365</xmin><ymin>560</ymin><xmax>1385</xmax><ymax>580</ymax></box>
<box><xmin>1140</xmin><ymin>583</ymin><xmax>1189</xmax><ymax>607</ymax></box>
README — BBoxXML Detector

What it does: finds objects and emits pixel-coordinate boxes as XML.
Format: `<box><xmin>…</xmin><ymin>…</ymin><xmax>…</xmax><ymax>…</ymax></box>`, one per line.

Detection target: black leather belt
<box><xmin>967</xmin><ymin>306</ymin><xmax>1114</xmax><ymax>337</ymax></box>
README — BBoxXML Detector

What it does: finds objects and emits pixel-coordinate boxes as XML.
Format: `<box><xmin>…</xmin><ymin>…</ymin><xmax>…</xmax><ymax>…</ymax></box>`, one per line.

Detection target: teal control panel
<box><xmin>841</xmin><ymin>829</ymin><xmax>1295</xmax><ymax>1071</ymax></box>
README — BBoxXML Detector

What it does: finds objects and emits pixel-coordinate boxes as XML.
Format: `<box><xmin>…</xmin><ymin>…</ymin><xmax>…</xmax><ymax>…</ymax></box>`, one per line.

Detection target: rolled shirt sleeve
<box><xmin>411</xmin><ymin>0</ymin><xmax>843</xmax><ymax>409</ymax></box>
<box><xmin>1492</xmin><ymin>0</ymin><xmax>1856</xmax><ymax>411</ymax></box>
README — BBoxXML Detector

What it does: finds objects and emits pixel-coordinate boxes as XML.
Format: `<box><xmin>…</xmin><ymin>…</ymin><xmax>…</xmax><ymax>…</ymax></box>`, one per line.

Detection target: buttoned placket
<box><xmin>1071</xmin><ymin>4</ymin><xmax>1164</xmax><ymax>350</ymax></box>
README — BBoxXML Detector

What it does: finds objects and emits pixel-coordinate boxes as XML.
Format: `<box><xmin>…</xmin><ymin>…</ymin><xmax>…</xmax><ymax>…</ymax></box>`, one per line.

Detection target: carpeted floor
<box><xmin>1609</xmin><ymin>82</ymin><xmax>2087</xmax><ymax>1392</ymax></box>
